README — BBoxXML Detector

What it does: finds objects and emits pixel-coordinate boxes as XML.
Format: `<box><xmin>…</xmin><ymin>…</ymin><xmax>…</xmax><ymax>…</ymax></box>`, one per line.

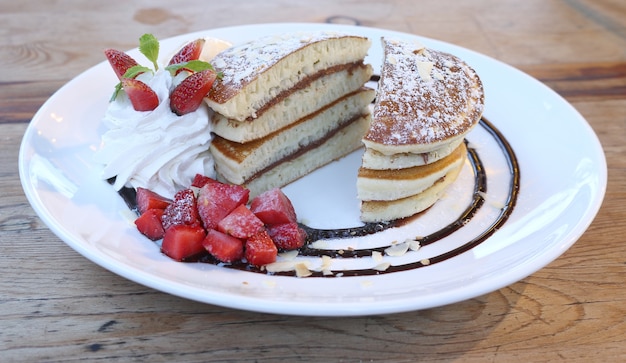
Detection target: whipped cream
<box><xmin>95</xmin><ymin>69</ymin><xmax>215</xmax><ymax>199</ymax></box>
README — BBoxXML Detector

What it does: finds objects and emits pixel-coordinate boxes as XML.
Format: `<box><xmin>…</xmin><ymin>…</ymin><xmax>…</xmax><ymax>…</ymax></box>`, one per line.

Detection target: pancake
<box><xmin>361</xmin><ymin>137</ymin><xmax>464</xmax><ymax>170</ymax></box>
<box><xmin>211</xmin><ymin>88</ymin><xmax>375</xmax><ymax>186</ymax></box>
<box><xmin>206</xmin><ymin>32</ymin><xmax>372</xmax><ymax>122</ymax></box>
<box><xmin>210</xmin><ymin>63</ymin><xmax>372</xmax><ymax>143</ymax></box>
<box><xmin>205</xmin><ymin>31</ymin><xmax>374</xmax><ymax>197</ymax></box>
<box><xmin>362</xmin><ymin>38</ymin><xmax>484</xmax><ymax>156</ymax></box>
<box><xmin>219</xmin><ymin>114</ymin><xmax>371</xmax><ymax>198</ymax></box>
<box><xmin>357</xmin><ymin>37</ymin><xmax>484</xmax><ymax>222</ymax></box>
<box><xmin>359</xmin><ymin>149</ymin><xmax>465</xmax><ymax>223</ymax></box>
<box><xmin>357</xmin><ymin>142</ymin><xmax>467</xmax><ymax>202</ymax></box>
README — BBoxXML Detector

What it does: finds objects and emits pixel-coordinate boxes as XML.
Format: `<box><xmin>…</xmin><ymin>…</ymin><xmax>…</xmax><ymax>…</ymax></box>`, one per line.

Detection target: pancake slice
<box><xmin>359</xmin><ymin>154</ymin><xmax>465</xmax><ymax>223</ymax></box>
<box><xmin>357</xmin><ymin>142</ymin><xmax>467</xmax><ymax>202</ymax></box>
<box><xmin>362</xmin><ymin>38</ymin><xmax>484</xmax><ymax>156</ymax></box>
<box><xmin>357</xmin><ymin>37</ymin><xmax>484</xmax><ymax>223</ymax></box>
<box><xmin>361</xmin><ymin>137</ymin><xmax>464</xmax><ymax>170</ymax></box>
<box><xmin>211</xmin><ymin>88</ymin><xmax>375</xmax><ymax>185</ymax></box>
<box><xmin>224</xmin><ymin>114</ymin><xmax>371</xmax><ymax>198</ymax></box>
<box><xmin>210</xmin><ymin>63</ymin><xmax>372</xmax><ymax>143</ymax></box>
<box><xmin>206</xmin><ymin>31</ymin><xmax>374</xmax><ymax>198</ymax></box>
<box><xmin>206</xmin><ymin>32</ymin><xmax>372</xmax><ymax>122</ymax></box>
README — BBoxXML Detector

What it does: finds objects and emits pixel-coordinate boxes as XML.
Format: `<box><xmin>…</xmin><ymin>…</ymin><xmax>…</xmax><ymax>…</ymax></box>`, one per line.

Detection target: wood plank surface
<box><xmin>1</xmin><ymin>0</ymin><xmax>625</xmax><ymax>361</ymax></box>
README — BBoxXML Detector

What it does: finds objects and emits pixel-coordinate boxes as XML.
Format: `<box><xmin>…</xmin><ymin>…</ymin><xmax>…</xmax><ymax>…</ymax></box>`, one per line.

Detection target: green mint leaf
<box><xmin>139</xmin><ymin>33</ymin><xmax>160</xmax><ymax>70</ymax></box>
<box><xmin>165</xmin><ymin>60</ymin><xmax>215</xmax><ymax>75</ymax></box>
<box><xmin>110</xmin><ymin>82</ymin><xmax>123</xmax><ymax>102</ymax></box>
<box><xmin>123</xmin><ymin>65</ymin><xmax>153</xmax><ymax>79</ymax></box>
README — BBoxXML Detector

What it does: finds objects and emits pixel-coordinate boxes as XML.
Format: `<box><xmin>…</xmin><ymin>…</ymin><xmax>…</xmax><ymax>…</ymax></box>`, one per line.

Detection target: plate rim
<box><xmin>18</xmin><ymin>22</ymin><xmax>607</xmax><ymax>316</ymax></box>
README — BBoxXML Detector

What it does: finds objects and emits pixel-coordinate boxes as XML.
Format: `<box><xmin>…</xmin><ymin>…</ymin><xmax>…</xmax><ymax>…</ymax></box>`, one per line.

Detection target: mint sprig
<box><xmin>124</xmin><ymin>65</ymin><xmax>153</xmax><ymax>79</ymax></box>
<box><xmin>139</xmin><ymin>33</ymin><xmax>160</xmax><ymax>70</ymax></box>
<box><xmin>165</xmin><ymin>60</ymin><xmax>219</xmax><ymax>76</ymax></box>
<box><xmin>110</xmin><ymin>83</ymin><xmax>123</xmax><ymax>102</ymax></box>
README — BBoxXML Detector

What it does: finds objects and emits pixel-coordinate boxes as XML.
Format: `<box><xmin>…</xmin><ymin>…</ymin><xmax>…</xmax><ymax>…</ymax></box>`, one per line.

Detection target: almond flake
<box><xmin>416</xmin><ymin>61</ymin><xmax>434</xmax><ymax>81</ymax></box>
<box><xmin>408</xmin><ymin>240</ymin><xmax>421</xmax><ymax>251</ymax></box>
<box><xmin>385</xmin><ymin>242</ymin><xmax>410</xmax><ymax>257</ymax></box>
<box><xmin>265</xmin><ymin>261</ymin><xmax>297</xmax><ymax>273</ymax></box>
<box><xmin>278</xmin><ymin>250</ymin><xmax>299</xmax><ymax>260</ymax></box>
<box><xmin>295</xmin><ymin>263</ymin><xmax>312</xmax><ymax>278</ymax></box>
<box><xmin>371</xmin><ymin>251</ymin><xmax>384</xmax><ymax>263</ymax></box>
<box><xmin>374</xmin><ymin>262</ymin><xmax>391</xmax><ymax>271</ymax></box>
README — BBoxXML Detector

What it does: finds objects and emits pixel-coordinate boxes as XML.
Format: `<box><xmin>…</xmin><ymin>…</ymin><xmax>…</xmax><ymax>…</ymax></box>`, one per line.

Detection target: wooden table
<box><xmin>2</xmin><ymin>1</ymin><xmax>625</xmax><ymax>361</ymax></box>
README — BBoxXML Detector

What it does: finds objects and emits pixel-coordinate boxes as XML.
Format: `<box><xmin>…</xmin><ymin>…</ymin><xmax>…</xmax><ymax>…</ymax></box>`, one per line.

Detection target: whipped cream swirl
<box><xmin>95</xmin><ymin>69</ymin><xmax>215</xmax><ymax>199</ymax></box>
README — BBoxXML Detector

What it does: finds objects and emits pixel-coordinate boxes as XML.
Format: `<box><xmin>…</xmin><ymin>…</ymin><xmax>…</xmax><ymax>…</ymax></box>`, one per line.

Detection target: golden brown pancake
<box><xmin>358</xmin><ymin>142</ymin><xmax>467</xmax><ymax>202</ymax></box>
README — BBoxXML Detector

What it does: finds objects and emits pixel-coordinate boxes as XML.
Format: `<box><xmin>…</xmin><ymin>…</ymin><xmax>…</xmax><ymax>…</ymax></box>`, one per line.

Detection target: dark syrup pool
<box><xmin>115</xmin><ymin>117</ymin><xmax>519</xmax><ymax>277</ymax></box>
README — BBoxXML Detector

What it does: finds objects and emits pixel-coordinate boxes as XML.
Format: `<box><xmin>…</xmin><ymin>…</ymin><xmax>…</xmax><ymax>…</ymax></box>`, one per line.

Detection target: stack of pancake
<box><xmin>205</xmin><ymin>31</ymin><xmax>374</xmax><ymax>197</ymax></box>
<box><xmin>358</xmin><ymin>37</ymin><xmax>485</xmax><ymax>222</ymax></box>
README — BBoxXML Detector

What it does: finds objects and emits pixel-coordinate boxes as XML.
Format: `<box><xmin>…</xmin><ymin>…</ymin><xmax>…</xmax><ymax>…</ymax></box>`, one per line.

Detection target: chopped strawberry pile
<box><xmin>133</xmin><ymin>174</ymin><xmax>307</xmax><ymax>267</ymax></box>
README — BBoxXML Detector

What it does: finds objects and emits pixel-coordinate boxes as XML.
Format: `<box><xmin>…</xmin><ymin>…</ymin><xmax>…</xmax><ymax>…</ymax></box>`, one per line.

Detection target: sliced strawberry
<box><xmin>121</xmin><ymin>78</ymin><xmax>159</xmax><ymax>112</ymax></box>
<box><xmin>168</xmin><ymin>38</ymin><xmax>206</xmax><ymax>66</ymax></box>
<box><xmin>104</xmin><ymin>48</ymin><xmax>139</xmax><ymax>80</ymax></box>
<box><xmin>202</xmin><ymin>229</ymin><xmax>244</xmax><ymax>263</ymax></box>
<box><xmin>191</xmin><ymin>174</ymin><xmax>219</xmax><ymax>188</ymax></box>
<box><xmin>136</xmin><ymin>187</ymin><xmax>172</xmax><ymax>214</ymax></box>
<box><xmin>250</xmin><ymin>188</ymin><xmax>297</xmax><ymax>225</ymax></box>
<box><xmin>197</xmin><ymin>182</ymin><xmax>249</xmax><ymax>230</ymax></box>
<box><xmin>161</xmin><ymin>188</ymin><xmax>200</xmax><ymax>231</ymax></box>
<box><xmin>266</xmin><ymin>222</ymin><xmax>307</xmax><ymax>250</ymax></box>
<box><xmin>217</xmin><ymin>204</ymin><xmax>264</xmax><ymax>239</ymax></box>
<box><xmin>135</xmin><ymin>209</ymin><xmax>166</xmax><ymax>241</ymax></box>
<box><xmin>169</xmin><ymin>69</ymin><xmax>217</xmax><ymax>116</ymax></box>
<box><xmin>161</xmin><ymin>224</ymin><xmax>206</xmax><ymax>261</ymax></box>
<box><xmin>245</xmin><ymin>230</ymin><xmax>278</xmax><ymax>266</ymax></box>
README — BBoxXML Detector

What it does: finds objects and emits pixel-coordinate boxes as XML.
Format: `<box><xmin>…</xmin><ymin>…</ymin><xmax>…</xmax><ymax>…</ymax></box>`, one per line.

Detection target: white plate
<box><xmin>19</xmin><ymin>23</ymin><xmax>606</xmax><ymax>316</ymax></box>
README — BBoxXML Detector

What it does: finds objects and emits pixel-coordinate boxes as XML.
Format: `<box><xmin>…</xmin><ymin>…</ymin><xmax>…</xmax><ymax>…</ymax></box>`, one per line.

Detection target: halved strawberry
<box><xmin>136</xmin><ymin>187</ymin><xmax>172</xmax><ymax>214</ymax></box>
<box><xmin>161</xmin><ymin>188</ymin><xmax>200</xmax><ymax>231</ymax></box>
<box><xmin>217</xmin><ymin>204</ymin><xmax>264</xmax><ymax>239</ymax></box>
<box><xmin>161</xmin><ymin>224</ymin><xmax>206</xmax><ymax>261</ymax></box>
<box><xmin>266</xmin><ymin>222</ymin><xmax>307</xmax><ymax>250</ymax></box>
<box><xmin>250</xmin><ymin>188</ymin><xmax>297</xmax><ymax>225</ymax></box>
<box><xmin>245</xmin><ymin>230</ymin><xmax>278</xmax><ymax>266</ymax></box>
<box><xmin>104</xmin><ymin>48</ymin><xmax>139</xmax><ymax>80</ymax></box>
<box><xmin>168</xmin><ymin>38</ymin><xmax>206</xmax><ymax>66</ymax></box>
<box><xmin>197</xmin><ymin>182</ymin><xmax>249</xmax><ymax>230</ymax></box>
<box><xmin>121</xmin><ymin>78</ymin><xmax>159</xmax><ymax>112</ymax></box>
<box><xmin>202</xmin><ymin>229</ymin><xmax>244</xmax><ymax>263</ymax></box>
<box><xmin>191</xmin><ymin>174</ymin><xmax>219</xmax><ymax>188</ymax></box>
<box><xmin>169</xmin><ymin>69</ymin><xmax>217</xmax><ymax>116</ymax></box>
<box><xmin>135</xmin><ymin>209</ymin><xmax>166</xmax><ymax>241</ymax></box>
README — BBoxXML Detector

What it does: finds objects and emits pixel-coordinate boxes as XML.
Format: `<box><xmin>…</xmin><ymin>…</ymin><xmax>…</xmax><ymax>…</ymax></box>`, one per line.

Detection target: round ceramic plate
<box><xmin>19</xmin><ymin>23</ymin><xmax>606</xmax><ymax>316</ymax></box>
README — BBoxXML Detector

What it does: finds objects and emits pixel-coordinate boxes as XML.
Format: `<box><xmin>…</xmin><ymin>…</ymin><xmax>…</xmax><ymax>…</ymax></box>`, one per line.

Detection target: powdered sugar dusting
<box><xmin>208</xmin><ymin>31</ymin><xmax>355</xmax><ymax>102</ymax></box>
<box><xmin>365</xmin><ymin>37</ymin><xmax>484</xmax><ymax>148</ymax></box>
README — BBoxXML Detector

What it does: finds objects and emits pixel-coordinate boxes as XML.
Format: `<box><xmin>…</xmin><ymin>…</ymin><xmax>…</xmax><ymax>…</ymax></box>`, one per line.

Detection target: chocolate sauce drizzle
<box><xmin>114</xmin><ymin>117</ymin><xmax>520</xmax><ymax>278</ymax></box>
<box><xmin>296</xmin><ymin>138</ymin><xmax>486</xmax><ymax>259</ymax></box>
<box><xmin>265</xmin><ymin>117</ymin><xmax>520</xmax><ymax>277</ymax></box>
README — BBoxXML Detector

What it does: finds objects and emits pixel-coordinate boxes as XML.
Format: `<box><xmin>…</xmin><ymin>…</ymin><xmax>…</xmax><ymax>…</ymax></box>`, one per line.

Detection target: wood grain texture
<box><xmin>1</xmin><ymin>0</ymin><xmax>625</xmax><ymax>361</ymax></box>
